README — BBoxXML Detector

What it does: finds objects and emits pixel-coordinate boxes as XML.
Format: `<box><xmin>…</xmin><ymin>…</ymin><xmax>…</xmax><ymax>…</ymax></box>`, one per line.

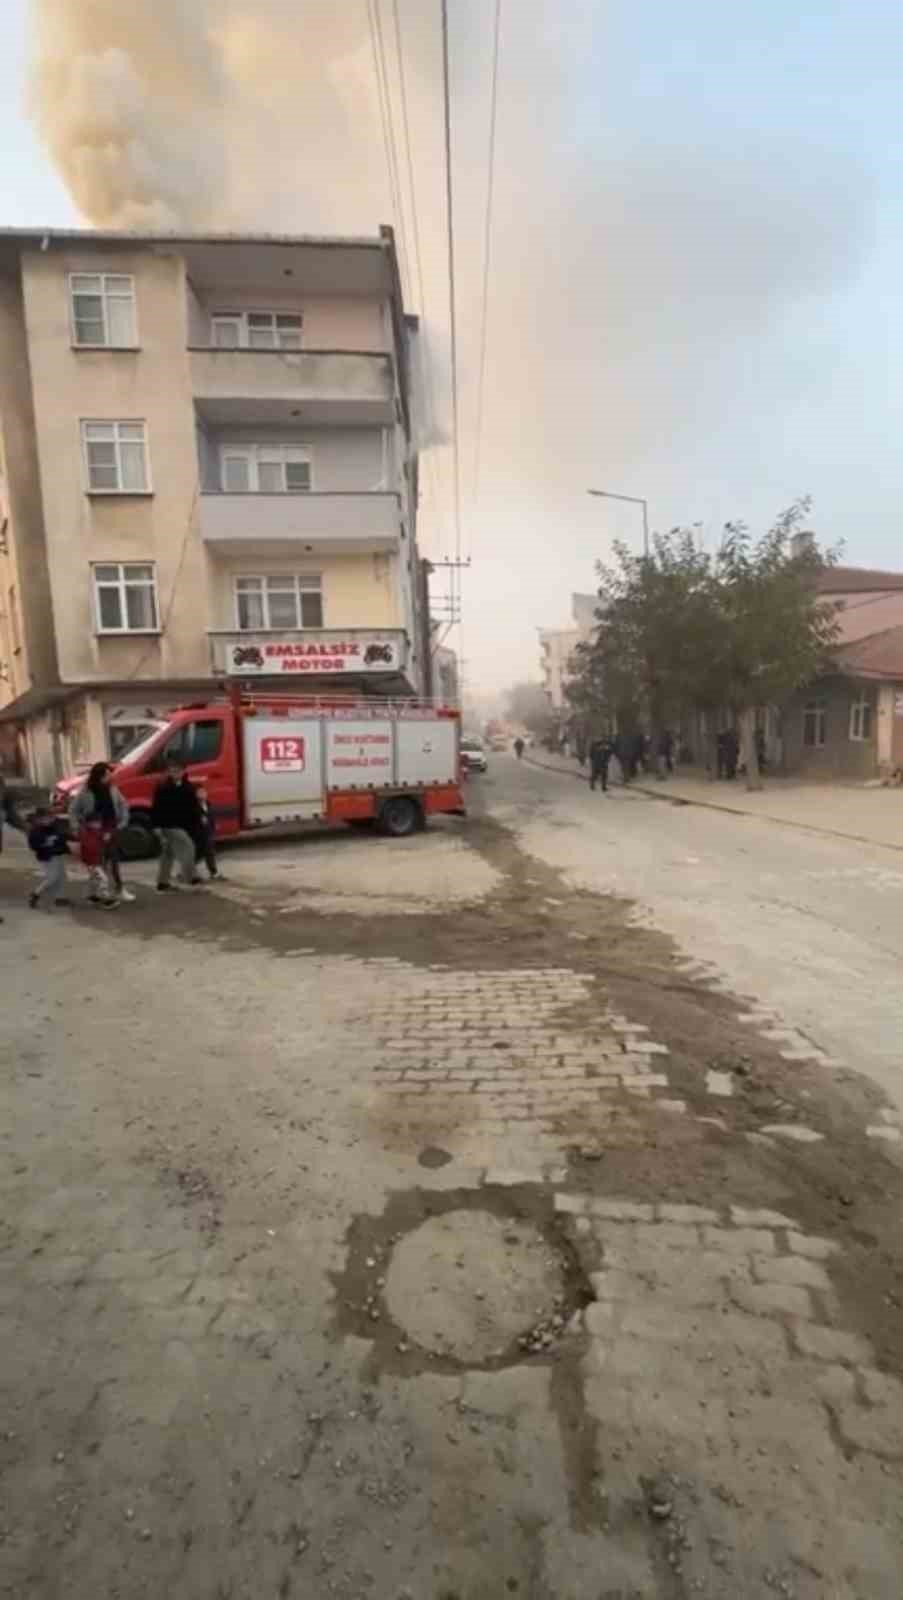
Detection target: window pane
<box><xmin>248</xmin><ymin>326</ymin><xmax>276</xmax><ymax>348</ymax></box>
<box><xmin>119</xmin><ymin>423</ymin><xmax>145</xmax><ymax>442</ymax></box>
<box><xmin>213</xmin><ymin>320</ymin><xmax>239</xmax><ymax>348</ymax></box>
<box><xmin>125</xmin><ymin>564</ymin><xmax>154</xmax><ymax>581</ymax></box>
<box><xmin>285</xmin><ymin>461</ymin><xmax>311</xmax><ymax>491</ymax></box>
<box><xmin>107</xmin><ymin>295</ymin><xmax>135</xmax><ymax>346</ymax></box>
<box><xmin>248</xmin><ymin>314</ymin><xmax>274</xmax><ymax>328</ymax></box>
<box><xmin>87</xmin><ymin>444</ymin><xmax>118</xmax><ymax>490</ymax></box>
<box><xmin>298</xmin><ymin>574</ymin><xmax>321</xmax><ymax>591</ymax></box>
<box><xmin>97</xmin><ymin>586</ymin><xmax>123</xmax><ymax>629</ymax></box>
<box><xmin>236</xmin><ymin>576</ymin><xmax>263</xmax><ymax>592</ymax></box>
<box><xmin>125</xmin><ymin>583</ymin><xmax>157</xmax><ymax>630</ymax></box>
<box><xmin>119</xmin><ymin>441</ymin><xmax>147</xmax><ymax>492</ymax></box>
<box><xmin>237</xmin><ymin>591</ymin><xmax>265</xmax><ymax>630</ymax></box>
<box><xmin>277</xmin><ymin>315</ymin><xmax>302</xmax><ymax>330</ymax></box>
<box><xmin>105</xmin><ymin>276</ymin><xmax>132</xmax><ymax>294</ymax></box>
<box><xmin>257</xmin><ymin>460</ymin><xmax>283</xmax><ymax>492</ymax></box>
<box><xmin>73</xmin><ymin>294</ymin><xmax>105</xmax><ymax>343</ymax></box>
<box><xmin>277</xmin><ymin>328</ymin><xmax>302</xmax><ymax>349</ymax></box>
<box><xmin>223</xmin><ymin>455</ymin><xmax>251</xmax><ymax>492</ymax></box>
<box><xmin>267</xmin><ymin>590</ymin><xmax>300</xmax><ymax>629</ymax></box>
<box><xmin>94</xmin><ymin>564</ymin><xmax>120</xmax><ymax>583</ymax></box>
<box><xmin>187</xmin><ymin>721</ymin><xmax>223</xmax><ymax>763</ymax></box>
<box><xmin>265</xmin><ymin>576</ymin><xmax>295</xmax><ymax>590</ymax></box>
<box><xmin>85</xmin><ymin>423</ymin><xmax>114</xmax><ymax>442</ymax></box>
<box><xmin>300</xmin><ymin>591</ymin><xmax>323</xmax><ymax>627</ymax></box>
<box><xmin>71</xmin><ymin>275</ymin><xmax>102</xmax><ymax>293</ymax></box>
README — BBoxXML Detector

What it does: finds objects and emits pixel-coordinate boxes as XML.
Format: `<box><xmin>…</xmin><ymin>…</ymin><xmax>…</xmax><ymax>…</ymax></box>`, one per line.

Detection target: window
<box><xmin>219</xmin><ymin>444</ymin><xmax>311</xmax><ymax>494</ymax></box>
<box><xmin>148</xmin><ymin>719</ymin><xmax>224</xmax><ymax>771</ymax></box>
<box><xmin>235</xmin><ymin>574</ymin><xmax>323</xmax><ymax>631</ymax></box>
<box><xmin>83</xmin><ymin>421</ymin><xmax>149</xmax><ymax>493</ymax></box>
<box><xmin>70</xmin><ymin>274</ymin><xmax>137</xmax><ymax>347</ymax></box>
<box><xmin>211</xmin><ymin>311</ymin><xmax>302</xmax><ymax>350</ymax></box>
<box><xmin>849</xmin><ymin>695</ymin><xmax>873</xmax><ymax>742</ymax></box>
<box><xmin>93</xmin><ymin>563</ymin><xmax>159</xmax><ymax>633</ymax></box>
<box><xmin>803</xmin><ymin>699</ymin><xmax>826</xmax><ymax>749</ymax></box>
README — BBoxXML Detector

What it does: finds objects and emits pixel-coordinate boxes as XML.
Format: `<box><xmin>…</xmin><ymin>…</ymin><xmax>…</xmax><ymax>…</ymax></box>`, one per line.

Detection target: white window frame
<box><xmin>219</xmin><ymin>443</ymin><xmax>312</xmax><ymax>494</ymax></box>
<box><xmin>92</xmin><ymin>562</ymin><xmax>160</xmax><ymax>635</ymax></box>
<box><xmin>211</xmin><ymin>310</ymin><xmax>303</xmax><ymax>350</ymax></box>
<box><xmin>69</xmin><ymin>273</ymin><xmax>138</xmax><ymax>348</ymax></box>
<box><xmin>234</xmin><ymin>573</ymin><xmax>323</xmax><ymax>632</ymax></box>
<box><xmin>802</xmin><ymin>699</ymin><xmax>827</xmax><ymax>750</ymax></box>
<box><xmin>849</xmin><ymin>695</ymin><xmax>873</xmax><ymax>742</ymax></box>
<box><xmin>81</xmin><ymin>420</ymin><xmax>151</xmax><ymax>494</ymax></box>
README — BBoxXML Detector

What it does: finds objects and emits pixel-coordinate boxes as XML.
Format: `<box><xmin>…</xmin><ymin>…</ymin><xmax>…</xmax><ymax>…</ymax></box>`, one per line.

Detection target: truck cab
<box><xmin>54</xmin><ymin>706</ymin><xmax>241</xmax><ymax>859</ymax></box>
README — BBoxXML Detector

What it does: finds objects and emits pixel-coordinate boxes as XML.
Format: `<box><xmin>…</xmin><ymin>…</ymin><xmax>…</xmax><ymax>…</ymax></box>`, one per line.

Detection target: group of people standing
<box><xmin>584</xmin><ymin>729</ymin><xmax>675</xmax><ymax>793</ymax></box>
<box><xmin>26</xmin><ymin>757</ymin><xmax>219</xmax><ymax>911</ymax></box>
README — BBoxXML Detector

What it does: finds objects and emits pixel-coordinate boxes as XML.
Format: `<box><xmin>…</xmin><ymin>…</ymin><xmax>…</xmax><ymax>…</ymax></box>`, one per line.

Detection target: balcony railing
<box><xmin>199</xmin><ymin>491</ymin><xmax>402</xmax><ymax>553</ymax></box>
<box><xmin>189</xmin><ymin>347</ymin><xmax>395</xmax><ymax>424</ymax></box>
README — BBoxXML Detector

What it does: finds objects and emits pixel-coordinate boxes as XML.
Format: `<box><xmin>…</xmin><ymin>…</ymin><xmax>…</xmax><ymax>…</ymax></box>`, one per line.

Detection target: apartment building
<box><xmin>0</xmin><ymin>225</ymin><xmax>430</xmax><ymax>783</ymax></box>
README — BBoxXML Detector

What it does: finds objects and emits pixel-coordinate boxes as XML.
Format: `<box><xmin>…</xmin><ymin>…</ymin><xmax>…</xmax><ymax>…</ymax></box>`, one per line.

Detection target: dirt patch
<box><xmin>332</xmin><ymin>1184</ymin><xmax>592</xmax><ymax>1378</ymax></box>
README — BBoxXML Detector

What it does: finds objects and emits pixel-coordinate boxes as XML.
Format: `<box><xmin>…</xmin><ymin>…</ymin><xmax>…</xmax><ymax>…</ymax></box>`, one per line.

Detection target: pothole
<box><xmin>385</xmin><ymin>1210</ymin><xmax>566</xmax><ymax>1363</ymax></box>
<box><xmin>333</xmin><ymin>1185</ymin><xmax>591</xmax><ymax>1374</ymax></box>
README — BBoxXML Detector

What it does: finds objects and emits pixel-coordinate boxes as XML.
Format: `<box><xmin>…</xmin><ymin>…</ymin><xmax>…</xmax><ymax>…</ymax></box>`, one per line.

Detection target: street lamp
<box><xmin>587</xmin><ymin>487</ymin><xmax>649</xmax><ymax>558</ymax></box>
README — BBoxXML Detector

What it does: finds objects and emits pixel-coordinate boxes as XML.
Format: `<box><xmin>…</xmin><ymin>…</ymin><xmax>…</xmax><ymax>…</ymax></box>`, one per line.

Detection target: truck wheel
<box><xmin>118</xmin><ymin>815</ymin><xmax>160</xmax><ymax>861</ymax></box>
<box><xmin>379</xmin><ymin>796</ymin><xmax>421</xmax><ymax>838</ymax></box>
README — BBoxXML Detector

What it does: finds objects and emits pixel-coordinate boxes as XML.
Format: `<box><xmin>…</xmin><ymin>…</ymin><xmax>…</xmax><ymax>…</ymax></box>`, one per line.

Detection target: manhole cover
<box><xmin>384</xmin><ymin>1209</ymin><xmax>566</xmax><ymax>1362</ymax></box>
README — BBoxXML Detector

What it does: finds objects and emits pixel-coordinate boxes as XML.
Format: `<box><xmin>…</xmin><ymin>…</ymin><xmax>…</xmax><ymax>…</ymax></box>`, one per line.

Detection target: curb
<box><xmin>524</xmin><ymin>755</ymin><xmax>903</xmax><ymax>855</ymax></box>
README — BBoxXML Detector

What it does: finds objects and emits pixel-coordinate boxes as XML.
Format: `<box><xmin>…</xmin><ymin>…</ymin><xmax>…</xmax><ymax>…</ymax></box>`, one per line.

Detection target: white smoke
<box><xmin>29</xmin><ymin>0</ymin><xmax>386</xmax><ymax>233</ymax></box>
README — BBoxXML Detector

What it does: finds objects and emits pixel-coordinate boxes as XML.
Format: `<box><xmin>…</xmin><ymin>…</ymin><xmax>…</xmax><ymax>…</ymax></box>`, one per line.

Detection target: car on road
<box><xmin>460</xmin><ymin>737</ymin><xmax>488</xmax><ymax>774</ymax></box>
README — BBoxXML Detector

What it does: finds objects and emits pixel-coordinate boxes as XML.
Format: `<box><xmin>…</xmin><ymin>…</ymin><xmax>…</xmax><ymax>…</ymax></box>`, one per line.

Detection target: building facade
<box><xmin>0</xmin><ymin>226</ymin><xmax>428</xmax><ymax>784</ymax></box>
<box><xmin>538</xmin><ymin>628</ymin><xmax>580</xmax><ymax>712</ymax></box>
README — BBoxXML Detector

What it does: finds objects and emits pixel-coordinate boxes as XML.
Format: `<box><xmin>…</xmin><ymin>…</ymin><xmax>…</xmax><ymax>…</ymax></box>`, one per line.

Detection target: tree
<box><xmin>713</xmin><ymin>500</ymin><xmax>840</xmax><ymax>789</ymax></box>
<box><xmin>566</xmin><ymin>500</ymin><xmax>839</xmax><ymax>789</ymax></box>
<box><xmin>504</xmin><ymin>681</ymin><xmax>554</xmax><ymax>736</ymax></box>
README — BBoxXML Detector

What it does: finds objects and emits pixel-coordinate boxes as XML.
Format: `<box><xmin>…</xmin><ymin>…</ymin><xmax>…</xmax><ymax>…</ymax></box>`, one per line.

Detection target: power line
<box><xmin>366</xmin><ymin>0</ymin><xmax>410</xmax><ymax>297</ymax></box>
<box><xmin>440</xmin><ymin>0</ymin><xmax>463</xmax><ymax>621</ymax></box>
<box><xmin>472</xmin><ymin>0</ymin><xmax>502</xmax><ymax>520</ymax></box>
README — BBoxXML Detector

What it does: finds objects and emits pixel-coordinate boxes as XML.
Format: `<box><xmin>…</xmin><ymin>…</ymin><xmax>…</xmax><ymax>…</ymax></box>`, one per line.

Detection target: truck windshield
<box><xmin>113</xmin><ymin>722</ymin><xmax>168</xmax><ymax>768</ymax></box>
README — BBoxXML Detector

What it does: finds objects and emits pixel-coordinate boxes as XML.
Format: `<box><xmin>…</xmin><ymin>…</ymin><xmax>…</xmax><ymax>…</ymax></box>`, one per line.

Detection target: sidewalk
<box><xmin>525</xmin><ymin>750</ymin><xmax>903</xmax><ymax>851</ymax></box>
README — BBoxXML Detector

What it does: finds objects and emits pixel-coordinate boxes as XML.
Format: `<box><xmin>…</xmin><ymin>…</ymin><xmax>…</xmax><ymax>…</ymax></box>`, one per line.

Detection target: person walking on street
<box><xmin>193</xmin><ymin>781</ymin><xmax>220</xmax><ymax>881</ymax></box>
<box><xmin>657</xmin><ymin>729</ymin><xmax>674</xmax><ymax>779</ymax></box>
<box><xmin>513</xmin><ymin>737</ymin><xmax>525</xmax><ymax>760</ymax></box>
<box><xmin>151</xmin><ymin>759</ymin><xmax>203</xmax><ymax>891</ymax></box>
<box><xmin>723</xmin><ymin>727</ymin><xmax>739</xmax><ymax>781</ymax></box>
<box><xmin>27</xmin><ymin>805</ymin><xmax>71</xmax><ymax>909</ymax></box>
<box><xmin>70</xmin><ymin>762</ymin><xmax>132</xmax><ymax>906</ymax></box>
<box><xmin>588</xmin><ymin>735</ymin><xmax>614</xmax><ymax>793</ymax></box>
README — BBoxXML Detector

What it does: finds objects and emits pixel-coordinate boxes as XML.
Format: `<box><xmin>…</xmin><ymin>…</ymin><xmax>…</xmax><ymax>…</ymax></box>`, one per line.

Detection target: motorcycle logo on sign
<box><xmin>364</xmin><ymin>641</ymin><xmax>395</xmax><ymax>666</ymax></box>
<box><xmin>260</xmin><ymin>736</ymin><xmax>305</xmax><ymax>773</ymax></box>
<box><xmin>232</xmin><ymin>644</ymin><xmax>264</xmax><ymax>670</ymax></box>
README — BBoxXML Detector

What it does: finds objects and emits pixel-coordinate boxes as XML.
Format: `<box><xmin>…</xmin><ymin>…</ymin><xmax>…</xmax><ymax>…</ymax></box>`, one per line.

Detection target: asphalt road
<box><xmin>489</xmin><ymin>755</ymin><xmax>903</xmax><ymax>1114</ymax></box>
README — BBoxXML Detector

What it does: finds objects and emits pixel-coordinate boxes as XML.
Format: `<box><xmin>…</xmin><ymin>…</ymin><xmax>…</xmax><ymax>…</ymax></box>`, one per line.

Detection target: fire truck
<box><xmin>53</xmin><ymin>689</ymin><xmax>465</xmax><ymax>859</ymax></box>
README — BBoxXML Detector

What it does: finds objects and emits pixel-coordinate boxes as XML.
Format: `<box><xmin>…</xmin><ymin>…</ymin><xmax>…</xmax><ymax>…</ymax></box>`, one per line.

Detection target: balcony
<box><xmin>209</xmin><ymin>627</ymin><xmax>410</xmax><ymax>687</ymax></box>
<box><xmin>199</xmin><ymin>491</ymin><xmax>402</xmax><ymax>555</ymax></box>
<box><xmin>189</xmin><ymin>347</ymin><xmax>395</xmax><ymax>425</ymax></box>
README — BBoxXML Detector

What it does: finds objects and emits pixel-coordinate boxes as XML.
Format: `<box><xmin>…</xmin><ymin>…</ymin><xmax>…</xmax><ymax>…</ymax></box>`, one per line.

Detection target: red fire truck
<box><xmin>53</xmin><ymin>689</ymin><xmax>465</xmax><ymax>859</ymax></box>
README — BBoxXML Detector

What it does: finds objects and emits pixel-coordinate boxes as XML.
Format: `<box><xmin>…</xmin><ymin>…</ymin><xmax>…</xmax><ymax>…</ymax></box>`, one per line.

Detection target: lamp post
<box><xmin>587</xmin><ymin>487</ymin><xmax>649</xmax><ymax>558</ymax></box>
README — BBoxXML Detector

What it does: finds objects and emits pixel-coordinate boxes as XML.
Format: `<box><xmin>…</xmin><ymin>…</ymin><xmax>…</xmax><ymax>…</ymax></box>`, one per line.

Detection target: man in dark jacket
<box><xmin>150</xmin><ymin>759</ymin><xmax>203</xmax><ymax>891</ymax></box>
<box><xmin>588</xmin><ymin>735</ymin><xmax>614</xmax><ymax>793</ymax></box>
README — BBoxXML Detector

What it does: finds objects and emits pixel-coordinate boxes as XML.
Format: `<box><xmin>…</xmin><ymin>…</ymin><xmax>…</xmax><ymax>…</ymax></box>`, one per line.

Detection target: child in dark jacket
<box><xmin>27</xmin><ymin>807</ymin><xmax>71</xmax><ymax>908</ymax></box>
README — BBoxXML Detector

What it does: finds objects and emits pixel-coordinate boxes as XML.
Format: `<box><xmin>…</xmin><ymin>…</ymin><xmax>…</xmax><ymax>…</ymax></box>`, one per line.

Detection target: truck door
<box><xmin>144</xmin><ymin>714</ymin><xmax>239</xmax><ymax>835</ymax></box>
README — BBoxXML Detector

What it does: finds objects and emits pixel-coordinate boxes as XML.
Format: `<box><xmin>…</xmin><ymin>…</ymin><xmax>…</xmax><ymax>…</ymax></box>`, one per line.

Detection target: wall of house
<box><xmin>0</xmin><ymin>251</ymin><xmax>60</xmax><ymax>694</ymax></box>
<box><xmin>198</xmin><ymin>425</ymin><xmax>386</xmax><ymax>493</ymax></box>
<box><xmin>206</xmin><ymin>550</ymin><xmax>400</xmax><ymax>634</ymax></box>
<box><xmin>20</xmin><ymin>244</ymin><xmax>210</xmax><ymax>687</ymax></box>
<box><xmin>783</xmin><ymin>676</ymin><xmax>881</xmax><ymax>778</ymax></box>
<box><xmin>186</xmin><ymin>287</ymin><xmax>387</xmax><ymax>352</ymax></box>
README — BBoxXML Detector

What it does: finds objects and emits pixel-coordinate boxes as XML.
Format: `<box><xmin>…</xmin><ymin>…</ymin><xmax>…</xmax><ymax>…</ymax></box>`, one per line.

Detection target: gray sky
<box><xmin>4</xmin><ymin>2</ymin><xmax>903</xmax><ymax>692</ymax></box>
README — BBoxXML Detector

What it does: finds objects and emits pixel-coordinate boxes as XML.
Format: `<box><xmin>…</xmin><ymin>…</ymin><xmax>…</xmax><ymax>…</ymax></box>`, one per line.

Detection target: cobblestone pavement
<box><xmin>3</xmin><ymin>766</ymin><xmax>903</xmax><ymax>1597</ymax></box>
<box><xmin>558</xmin><ymin>1194</ymin><xmax>903</xmax><ymax>1596</ymax></box>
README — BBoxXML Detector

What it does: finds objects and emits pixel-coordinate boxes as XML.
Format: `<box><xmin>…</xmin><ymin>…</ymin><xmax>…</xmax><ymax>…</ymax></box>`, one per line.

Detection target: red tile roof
<box><xmin>836</xmin><ymin>625</ymin><xmax>903</xmax><ymax>679</ymax></box>
<box><xmin>817</xmin><ymin>566</ymin><xmax>903</xmax><ymax>595</ymax></box>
